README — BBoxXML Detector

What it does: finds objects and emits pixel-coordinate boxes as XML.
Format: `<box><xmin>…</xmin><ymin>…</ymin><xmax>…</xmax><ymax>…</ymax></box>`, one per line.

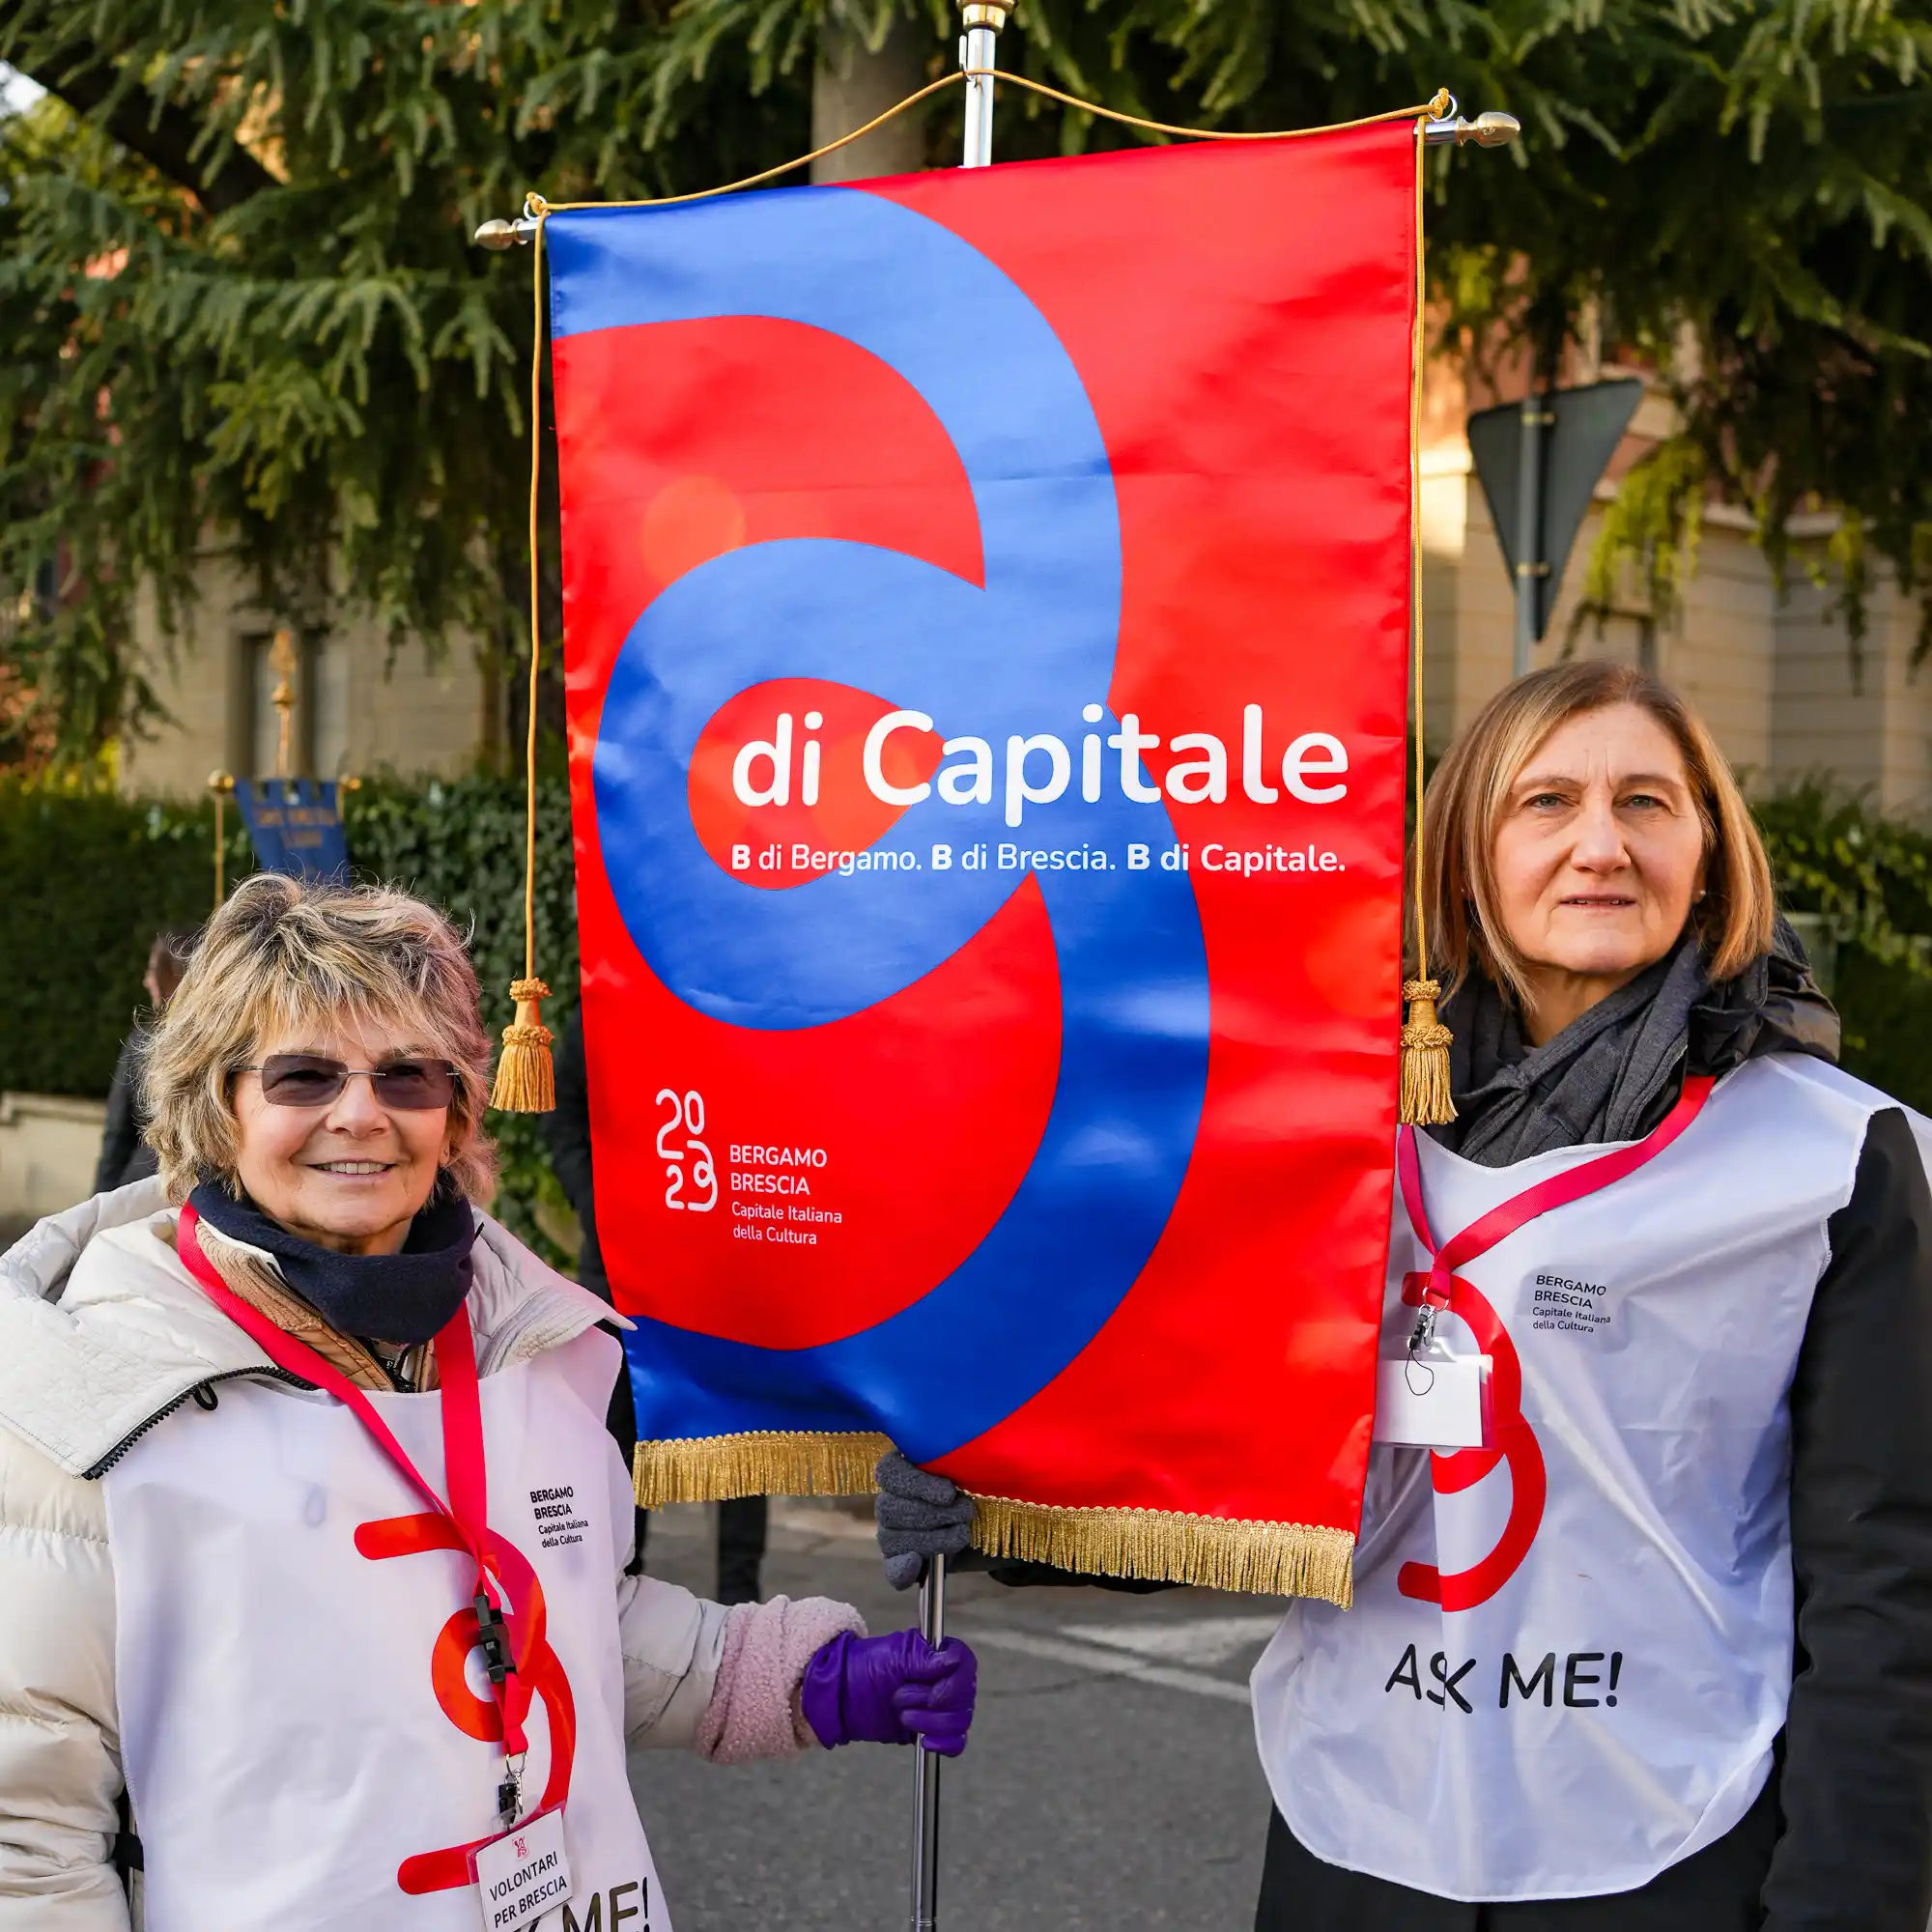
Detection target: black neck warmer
<box><xmin>189</xmin><ymin>1176</ymin><xmax>478</xmax><ymax>1345</ymax></box>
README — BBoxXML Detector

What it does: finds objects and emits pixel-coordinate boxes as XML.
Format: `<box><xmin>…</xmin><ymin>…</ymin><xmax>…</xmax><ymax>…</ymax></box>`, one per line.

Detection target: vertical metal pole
<box><xmin>1512</xmin><ymin>388</ymin><xmax>1545</xmax><ymax>680</ymax></box>
<box><xmin>959</xmin><ymin>3</ymin><xmax>1012</xmax><ymax>170</ymax></box>
<box><xmin>209</xmin><ymin>773</ymin><xmax>233</xmax><ymax>907</ymax></box>
<box><xmin>908</xmin><ymin>1552</ymin><xmax>948</xmax><ymax>1931</ymax></box>
<box><xmin>907</xmin><ymin>21</ymin><xmax>1012</xmax><ymax>1924</ymax></box>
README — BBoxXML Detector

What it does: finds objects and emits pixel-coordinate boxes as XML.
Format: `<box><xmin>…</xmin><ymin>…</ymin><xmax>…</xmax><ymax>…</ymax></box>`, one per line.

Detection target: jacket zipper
<box><xmin>84</xmin><ymin>1366</ymin><xmax>317</xmax><ymax>1479</ymax></box>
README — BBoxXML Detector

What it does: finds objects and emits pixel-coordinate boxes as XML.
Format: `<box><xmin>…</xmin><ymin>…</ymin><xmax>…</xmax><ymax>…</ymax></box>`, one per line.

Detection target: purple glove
<box><xmin>800</xmin><ymin>1629</ymin><xmax>979</xmax><ymax>1758</ymax></box>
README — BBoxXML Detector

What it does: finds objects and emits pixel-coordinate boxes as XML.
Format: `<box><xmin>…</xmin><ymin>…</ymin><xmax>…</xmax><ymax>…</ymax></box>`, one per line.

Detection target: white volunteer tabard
<box><xmin>1254</xmin><ymin>1056</ymin><xmax>1916</xmax><ymax>1903</ymax></box>
<box><xmin>105</xmin><ymin>1325</ymin><xmax>668</xmax><ymax>1932</ymax></box>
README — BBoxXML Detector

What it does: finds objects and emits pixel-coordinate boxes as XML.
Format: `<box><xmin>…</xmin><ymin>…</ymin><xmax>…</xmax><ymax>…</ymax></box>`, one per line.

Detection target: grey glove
<box><xmin>874</xmin><ymin>1451</ymin><xmax>975</xmax><ymax>1590</ymax></box>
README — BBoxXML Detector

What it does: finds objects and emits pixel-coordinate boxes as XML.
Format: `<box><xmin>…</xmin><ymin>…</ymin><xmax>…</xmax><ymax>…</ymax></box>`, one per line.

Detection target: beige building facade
<box><xmin>120</xmin><ymin>559</ymin><xmax>492</xmax><ymax>798</ymax></box>
<box><xmin>1422</xmin><ymin>358</ymin><xmax>1930</xmax><ymax>814</ymax></box>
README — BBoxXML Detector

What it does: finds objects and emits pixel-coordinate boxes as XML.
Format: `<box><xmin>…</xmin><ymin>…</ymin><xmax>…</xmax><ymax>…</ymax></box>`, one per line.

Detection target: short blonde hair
<box><xmin>1420</xmin><ymin>662</ymin><xmax>1776</xmax><ymax>1003</ymax></box>
<box><xmin>143</xmin><ymin>874</ymin><xmax>497</xmax><ymax>1204</ymax></box>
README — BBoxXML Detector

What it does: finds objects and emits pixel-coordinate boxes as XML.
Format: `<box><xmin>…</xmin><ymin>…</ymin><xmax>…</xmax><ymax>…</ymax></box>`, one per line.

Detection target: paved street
<box><xmin>629</xmin><ymin>1500</ymin><xmax>1284</xmax><ymax>1930</ymax></box>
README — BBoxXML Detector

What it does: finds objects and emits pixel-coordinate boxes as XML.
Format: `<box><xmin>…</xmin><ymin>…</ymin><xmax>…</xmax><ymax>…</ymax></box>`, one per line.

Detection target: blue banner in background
<box><xmin>234</xmin><ymin>779</ymin><xmax>350</xmax><ymax>881</ymax></box>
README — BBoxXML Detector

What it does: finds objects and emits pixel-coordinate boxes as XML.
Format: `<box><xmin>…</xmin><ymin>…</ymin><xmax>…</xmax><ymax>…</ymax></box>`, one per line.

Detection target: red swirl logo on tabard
<box><xmin>355</xmin><ymin>1513</ymin><xmax>579</xmax><ymax>1895</ymax></box>
<box><xmin>1396</xmin><ymin>1271</ymin><xmax>1548</xmax><ymax>1610</ymax></box>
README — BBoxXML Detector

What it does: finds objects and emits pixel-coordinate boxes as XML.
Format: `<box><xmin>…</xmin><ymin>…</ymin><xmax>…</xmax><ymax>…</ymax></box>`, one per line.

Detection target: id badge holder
<box><xmin>1373</xmin><ymin>1348</ymin><xmax>1492</xmax><ymax>1450</ymax></box>
<box><xmin>469</xmin><ymin>1804</ymin><xmax>573</xmax><ymax>1930</ymax></box>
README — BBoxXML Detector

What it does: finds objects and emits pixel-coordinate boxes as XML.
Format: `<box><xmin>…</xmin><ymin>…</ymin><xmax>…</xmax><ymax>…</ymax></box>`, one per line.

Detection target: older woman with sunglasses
<box><xmin>0</xmin><ymin>874</ymin><xmax>976</xmax><ymax>1931</ymax></box>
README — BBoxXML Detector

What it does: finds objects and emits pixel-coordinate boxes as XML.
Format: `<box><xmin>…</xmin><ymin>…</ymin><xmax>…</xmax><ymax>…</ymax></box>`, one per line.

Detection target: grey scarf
<box><xmin>1432</xmin><ymin>919</ymin><xmax>1839</xmax><ymax>1168</ymax></box>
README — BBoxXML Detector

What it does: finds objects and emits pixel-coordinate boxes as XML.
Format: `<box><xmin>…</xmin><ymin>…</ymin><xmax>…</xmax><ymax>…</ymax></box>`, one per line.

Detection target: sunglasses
<box><xmin>241</xmin><ymin>1054</ymin><xmax>460</xmax><ymax>1111</ymax></box>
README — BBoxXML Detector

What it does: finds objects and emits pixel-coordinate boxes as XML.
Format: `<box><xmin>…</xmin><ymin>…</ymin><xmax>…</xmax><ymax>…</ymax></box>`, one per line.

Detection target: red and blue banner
<box><xmin>550</xmin><ymin>122</ymin><xmax>1419</xmax><ymax>1600</ymax></box>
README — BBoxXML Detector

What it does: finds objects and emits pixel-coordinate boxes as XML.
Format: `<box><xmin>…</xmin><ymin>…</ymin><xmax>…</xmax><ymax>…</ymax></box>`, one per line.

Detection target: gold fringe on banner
<box><xmin>632</xmin><ymin>1435</ymin><xmax>1354</xmax><ymax>1604</ymax></box>
<box><xmin>634</xmin><ymin>1431</ymin><xmax>895</xmax><ymax>1506</ymax></box>
<box><xmin>969</xmin><ymin>1495</ymin><xmax>1353</xmax><ymax>1606</ymax></box>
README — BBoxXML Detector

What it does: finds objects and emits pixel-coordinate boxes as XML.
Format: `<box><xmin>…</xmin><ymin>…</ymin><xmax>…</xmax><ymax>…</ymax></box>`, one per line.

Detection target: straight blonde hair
<box><xmin>1420</xmin><ymin>662</ymin><xmax>1776</xmax><ymax>1003</ymax></box>
<box><xmin>143</xmin><ymin>874</ymin><xmax>497</xmax><ymax>1203</ymax></box>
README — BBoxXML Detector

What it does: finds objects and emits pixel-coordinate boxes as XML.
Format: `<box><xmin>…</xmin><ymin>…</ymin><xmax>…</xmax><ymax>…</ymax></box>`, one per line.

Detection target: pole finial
<box><xmin>269</xmin><ymin>628</ymin><xmax>298</xmax><ymax>779</ymax></box>
<box><xmin>1420</xmin><ymin>105</ymin><xmax>1522</xmax><ymax>148</ymax></box>
<box><xmin>959</xmin><ymin>0</ymin><xmax>1015</xmax><ymax>26</ymax></box>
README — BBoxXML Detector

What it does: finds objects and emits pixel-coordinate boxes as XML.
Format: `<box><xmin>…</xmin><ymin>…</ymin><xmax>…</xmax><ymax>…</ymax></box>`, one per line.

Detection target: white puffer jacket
<box><xmin>0</xmin><ymin>1180</ymin><xmax>861</xmax><ymax>1929</ymax></box>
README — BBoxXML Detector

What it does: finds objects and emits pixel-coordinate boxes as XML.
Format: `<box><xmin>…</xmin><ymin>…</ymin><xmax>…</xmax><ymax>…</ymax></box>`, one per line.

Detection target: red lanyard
<box><xmin>175</xmin><ymin>1204</ymin><xmax>531</xmax><ymax>1763</ymax></box>
<box><xmin>1397</xmin><ymin>1072</ymin><xmax>1717</xmax><ymax>1312</ymax></box>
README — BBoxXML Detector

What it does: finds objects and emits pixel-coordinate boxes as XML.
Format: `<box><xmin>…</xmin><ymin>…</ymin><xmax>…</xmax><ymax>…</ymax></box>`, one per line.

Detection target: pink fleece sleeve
<box><xmin>693</xmin><ymin>1594</ymin><xmax>867</xmax><ymax>1764</ymax></box>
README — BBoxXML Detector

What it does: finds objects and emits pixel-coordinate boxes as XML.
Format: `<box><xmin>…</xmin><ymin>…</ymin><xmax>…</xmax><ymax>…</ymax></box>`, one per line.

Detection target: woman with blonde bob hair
<box><xmin>876</xmin><ymin>661</ymin><xmax>1932</xmax><ymax>1929</ymax></box>
<box><xmin>1244</xmin><ymin>662</ymin><xmax>1932</xmax><ymax>1929</ymax></box>
<box><xmin>0</xmin><ymin>873</ymin><xmax>976</xmax><ymax>1929</ymax></box>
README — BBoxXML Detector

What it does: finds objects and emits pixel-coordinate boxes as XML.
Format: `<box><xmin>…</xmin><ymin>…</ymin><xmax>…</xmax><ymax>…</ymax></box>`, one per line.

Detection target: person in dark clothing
<box><xmin>876</xmin><ymin>662</ymin><xmax>1932</xmax><ymax>1931</ymax></box>
<box><xmin>545</xmin><ymin>1010</ymin><xmax>770</xmax><ymax>1603</ymax></box>
<box><xmin>94</xmin><ymin>929</ymin><xmax>196</xmax><ymax>1192</ymax></box>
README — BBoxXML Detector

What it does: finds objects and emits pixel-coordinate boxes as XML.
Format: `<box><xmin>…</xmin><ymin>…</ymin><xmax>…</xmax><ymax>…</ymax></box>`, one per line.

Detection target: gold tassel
<box><xmin>970</xmin><ymin>1494</ymin><xmax>1354</xmax><ymax>1606</ymax></box>
<box><xmin>1400</xmin><ymin>977</ymin><xmax>1456</xmax><ymax>1124</ymax></box>
<box><xmin>634</xmin><ymin>1430</ymin><xmax>894</xmax><ymax>1507</ymax></box>
<box><xmin>489</xmin><ymin>976</ymin><xmax>555</xmax><ymax>1112</ymax></box>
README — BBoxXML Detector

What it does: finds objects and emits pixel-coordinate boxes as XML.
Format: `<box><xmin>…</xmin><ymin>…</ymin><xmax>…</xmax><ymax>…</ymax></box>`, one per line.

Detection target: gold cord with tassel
<box><xmin>490</xmin><ymin>206</ymin><xmax>556</xmax><ymax>1114</ymax></box>
<box><xmin>1399</xmin><ymin>120</ymin><xmax>1455</xmax><ymax>1125</ymax></box>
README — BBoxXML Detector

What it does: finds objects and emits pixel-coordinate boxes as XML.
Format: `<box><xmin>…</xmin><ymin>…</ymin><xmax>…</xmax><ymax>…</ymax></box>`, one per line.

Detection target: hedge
<box><xmin>0</xmin><ymin>783</ymin><xmax>225</xmax><ymax>1095</ymax></box>
<box><xmin>5</xmin><ymin>774</ymin><xmax>1931</xmax><ymax>1243</ymax></box>
<box><xmin>1754</xmin><ymin>783</ymin><xmax>1932</xmax><ymax>1109</ymax></box>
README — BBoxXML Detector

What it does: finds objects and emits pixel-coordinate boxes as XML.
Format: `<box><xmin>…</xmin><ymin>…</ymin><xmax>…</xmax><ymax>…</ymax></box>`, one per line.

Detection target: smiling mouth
<box><xmin>1558</xmin><ymin>895</ymin><xmax>1637</xmax><ymax>909</ymax></box>
<box><xmin>312</xmin><ymin>1160</ymin><xmax>396</xmax><ymax>1177</ymax></box>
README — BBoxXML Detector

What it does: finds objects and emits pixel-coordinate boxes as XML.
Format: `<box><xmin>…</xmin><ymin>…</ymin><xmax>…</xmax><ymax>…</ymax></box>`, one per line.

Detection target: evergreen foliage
<box><xmin>0</xmin><ymin>0</ymin><xmax>1925</xmax><ymax>759</ymax></box>
<box><xmin>0</xmin><ymin>0</ymin><xmax>810</xmax><ymax>763</ymax></box>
